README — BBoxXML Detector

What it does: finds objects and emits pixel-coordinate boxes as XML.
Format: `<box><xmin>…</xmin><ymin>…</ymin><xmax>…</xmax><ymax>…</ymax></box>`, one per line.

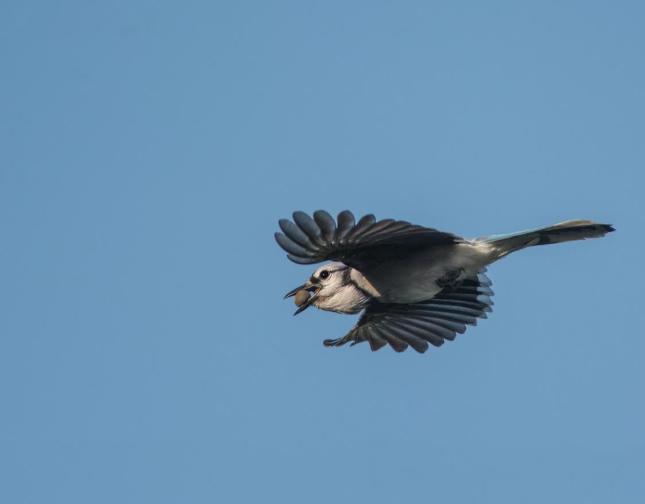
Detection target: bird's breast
<box><xmin>315</xmin><ymin>283</ymin><xmax>370</xmax><ymax>314</ymax></box>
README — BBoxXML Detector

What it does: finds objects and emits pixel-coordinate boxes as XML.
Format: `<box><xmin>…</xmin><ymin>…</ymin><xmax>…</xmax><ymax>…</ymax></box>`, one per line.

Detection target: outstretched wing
<box><xmin>323</xmin><ymin>272</ymin><xmax>494</xmax><ymax>353</ymax></box>
<box><xmin>275</xmin><ymin>210</ymin><xmax>461</xmax><ymax>270</ymax></box>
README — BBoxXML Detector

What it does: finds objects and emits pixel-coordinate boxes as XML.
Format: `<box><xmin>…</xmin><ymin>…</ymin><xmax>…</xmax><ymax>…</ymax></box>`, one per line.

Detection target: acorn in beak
<box><xmin>284</xmin><ymin>281</ymin><xmax>320</xmax><ymax>315</ymax></box>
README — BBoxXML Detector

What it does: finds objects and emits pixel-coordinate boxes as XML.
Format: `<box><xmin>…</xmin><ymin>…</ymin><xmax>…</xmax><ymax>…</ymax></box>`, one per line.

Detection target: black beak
<box><xmin>284</xmin><ymin>283</ymin><xmax>319</xmax><ymax>315</ymax></box>
<box><xmin>284</xmin><ymin>284</ymin><xmax>306</xmax><ymax>299</ymax></box>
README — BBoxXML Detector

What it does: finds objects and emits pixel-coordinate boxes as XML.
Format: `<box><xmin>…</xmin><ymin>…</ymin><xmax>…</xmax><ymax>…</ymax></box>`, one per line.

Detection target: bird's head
<box><xmin>284</xmin><ymin>262</ymin><xmax>368</xmax><ymax>315</ymax></box>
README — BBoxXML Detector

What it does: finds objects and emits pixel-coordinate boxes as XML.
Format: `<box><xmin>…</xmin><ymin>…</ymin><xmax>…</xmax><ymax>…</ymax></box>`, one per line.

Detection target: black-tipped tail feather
<box><xmin>484</xmin><ymin>220</ymin><xmax>614</xmax><ymax>257</ymax></box>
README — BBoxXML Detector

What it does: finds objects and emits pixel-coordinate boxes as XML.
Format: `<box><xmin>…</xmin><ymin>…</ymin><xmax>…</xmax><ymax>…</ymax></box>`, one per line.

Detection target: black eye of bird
<box><xmin>319</xmin><ymin>270</ymin><xmax>330</xmax><ymax>280</ymax></box>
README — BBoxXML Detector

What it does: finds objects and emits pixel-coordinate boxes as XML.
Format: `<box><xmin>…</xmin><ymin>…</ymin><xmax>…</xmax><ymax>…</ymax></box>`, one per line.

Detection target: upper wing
<box><xmin>323</xmin><ymin>272</ymin><xmax>494</xmax><ymax>353</ymax></box>
<box><xmin>274</xmin><ymin>210</ymin><xmax>461</xmax><ymax>270</ymax></box>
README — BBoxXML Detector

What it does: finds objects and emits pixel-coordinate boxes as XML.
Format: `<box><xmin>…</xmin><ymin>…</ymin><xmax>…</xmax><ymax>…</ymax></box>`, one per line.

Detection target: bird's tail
<box><xmin>482</xmin><ymin>220</ymin><xmax>615</xmax><ymax>258</ymax></box>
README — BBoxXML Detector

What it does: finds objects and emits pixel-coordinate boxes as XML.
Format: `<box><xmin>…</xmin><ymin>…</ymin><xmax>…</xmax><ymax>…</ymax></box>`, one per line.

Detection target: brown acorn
<box><xmin>294</xmin><ymin>289</ymin><xmax>311</xmax><ymax>307</ymax></box>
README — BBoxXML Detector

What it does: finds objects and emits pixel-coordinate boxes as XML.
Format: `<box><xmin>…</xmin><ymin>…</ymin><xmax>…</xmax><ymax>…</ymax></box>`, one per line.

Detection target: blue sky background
<box><xmin>1</xmin><ymin>1</ymin><xmax>643</xmax><ymax>503</ymax></box>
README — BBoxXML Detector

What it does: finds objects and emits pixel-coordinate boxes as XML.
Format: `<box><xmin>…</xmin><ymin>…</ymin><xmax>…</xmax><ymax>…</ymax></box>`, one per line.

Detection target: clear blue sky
<box><xmin>1</xmin><ymin>1</ymin><xmax>643</xmax><ymax>503</ymax></box>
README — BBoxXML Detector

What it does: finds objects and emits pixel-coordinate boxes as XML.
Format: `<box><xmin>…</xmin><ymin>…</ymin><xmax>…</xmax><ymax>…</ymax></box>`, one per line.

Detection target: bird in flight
<box><xmin>275</xmin><ymin>210</ymin><xmax>614</xmax><ymax>353</ymax></box>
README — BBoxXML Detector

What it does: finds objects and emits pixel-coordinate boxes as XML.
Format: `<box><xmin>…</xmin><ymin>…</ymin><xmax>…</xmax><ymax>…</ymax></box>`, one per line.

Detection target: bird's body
<box><xmin>275</xmin><ymin>210</ymin><xmax>614</xmax><ymax>353</ymax></box>
<box><xmin>359</xmin><ymin>241</ymin><xmax>493</xmax><ymax>304</ymax></box>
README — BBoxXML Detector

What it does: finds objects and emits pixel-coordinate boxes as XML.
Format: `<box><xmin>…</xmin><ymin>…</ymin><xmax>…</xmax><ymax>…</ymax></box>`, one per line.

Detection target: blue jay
<box><xmin>275</xmin><ymin>210</ymin><xmax>614</xmax><ymax>353</ymax></box>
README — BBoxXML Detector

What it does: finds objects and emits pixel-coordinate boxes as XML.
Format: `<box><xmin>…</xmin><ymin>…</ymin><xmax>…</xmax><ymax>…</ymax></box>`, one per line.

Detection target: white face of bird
<box><xmin>284</xmin><ymin>262</ymin><xmax>368</xmax><ymax>315</ymax></box>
